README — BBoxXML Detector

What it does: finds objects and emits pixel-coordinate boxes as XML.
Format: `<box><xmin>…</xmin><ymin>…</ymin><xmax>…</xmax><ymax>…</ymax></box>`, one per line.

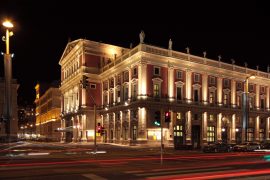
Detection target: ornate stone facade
<box><xmin>59</xmin><ymin>39</ymin><xmax>270</xmax><ymax>148</ymax></box>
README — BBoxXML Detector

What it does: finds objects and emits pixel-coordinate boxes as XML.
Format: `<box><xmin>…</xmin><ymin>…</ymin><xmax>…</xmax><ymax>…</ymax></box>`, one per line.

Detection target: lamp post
<box><xmin>242</xmin><ymin>75</ymin><xmax>255</xmax><ymax>143</ymax></box>
<box><xmin>2</xmin><ymin>20</ymin><xmax>14</xmax><ymax>142</ymax></box>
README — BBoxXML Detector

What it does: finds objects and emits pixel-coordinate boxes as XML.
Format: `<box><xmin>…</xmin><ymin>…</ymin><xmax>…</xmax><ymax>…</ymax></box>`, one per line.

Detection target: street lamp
<box><xmin>2</xmin><ymin>20</ymin><xmax>14</xmax><ymax>142</ymax></box>
<box><xmin>242</xmin><ymin>75</ymin><xmax>256</xmax><ymax>143</ymax></box>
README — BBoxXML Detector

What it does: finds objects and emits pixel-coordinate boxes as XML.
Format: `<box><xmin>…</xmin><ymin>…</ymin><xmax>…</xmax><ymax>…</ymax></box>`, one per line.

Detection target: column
<box><xmin>266</xmin><ymin>87</ymin><xmax>269</xmax><ymax>110</ymax></box>
<box><xmin>81</xmin><ymin>88</ymin><xmax>86</xmax><ymax>107</ymax></box>
<box><xmin>113</xmin><ymin>75</ymin><xmax>116</xmax><ymax>105</ymax></box>
<box><xmin>266</xmin><ymin>117</ymin><xmax>270</xmax><ymax>142</ymax></box>
<box><xmin>202</xmin><ymin>112</ymin><xmax>207</xmax><ymax>145</ymax></box>
<box><xmin>113</xmin><ymin>113</ymin><xmax>116</xmax><ymax>142</ymax></box>
<box><xmin>185</xmin><ymin>69</ymin><xmax>192</xmax><ymax>103</ymax></box>
<box><xmin>231</xmin><ymin>114</ymin><xmax>236</xmax><ymax>143</ymax></box>
<box><xmin>231</xmin><ymin>80</ymin><xmax>236</xmax><ymax>107</ymax></box>
<box><xmin>202</xmin><ymin>73</ymin><xmax>208</xmax><ymax>104</ymax></box>
<box><xmin>128</xmin><ymin>68</ymin><xmax>132</xmax><ymax>100</ymax></box>
<box><xmin>72</xmin><ymin>118</ymin><xmax>78</xmax><ymax>142</ymax></box>
<box><xmin>168</xmin><ymin>110</ymin><xmax>174</xmax><ymax>142</ymax></box>
<box><xmin>137</xmin><ymin>107</ymin><xmax>147</xmax><ymax>141</ymax></box>
<box><xmin>255</xmin><ymin>116</ymin><xmax>260</xmax><ymax>142</ymax></box>
<box><xmin>185</xmin><ymin>111</ymin><xmax>192</xmax><ymax>145</ymax></box>
<box><xmin>128</xmin><ymin>110</ymin><xmax>131</xmax><ymax>141</ymax></box>
<box><xmin>217</xmin><ymin>113</ymin><xmax>222</xmax><ymax>142</ymax></box>
<box><xmin>217</xmin><ymin>77</ymin><xmax>223</xmax><ymax>105</ymax></box>
<box><xmin>138</xmin><ymin>61</ymin><xmax>147</xmax><ymax>99</ymax></box>
<box><xmin>120</xmin><ymin>111</ymin><xmax>123</xmax><ymax>141</ymax></box>
<box><xmin>61</xmin><ymin>119</ymin><xmax>65</xmax><ymax>143</ymax></box>
<box><xmin>256</xmin><ymin>84</ymin><xmax>260</xmax><ymax>110</ymax></box>
<box><xmin>168</xmin><ymin>66</ymin><xmax>174</xmax><ymax>101</ymax></box>
<box><xmin>81</xmin><ymin>114</ymin><xmax>87</xmax><ymax>141</ymax></box>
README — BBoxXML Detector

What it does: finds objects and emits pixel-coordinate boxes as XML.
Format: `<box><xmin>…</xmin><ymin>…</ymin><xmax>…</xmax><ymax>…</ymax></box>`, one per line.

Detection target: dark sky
<box><xmin>0</xmin><ymin>1</ymin><xmax>269</xmax><ymax>106</ymax></box>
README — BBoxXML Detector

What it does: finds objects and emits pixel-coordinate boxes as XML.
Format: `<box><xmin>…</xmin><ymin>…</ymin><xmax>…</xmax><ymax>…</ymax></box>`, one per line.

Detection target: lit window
<box><xmin>224</xmin><ymin>94</ymin><xmax>228</xmax><ymax>105</ymax></box>
<box><xmin>207</xmin><ymin>126</ymin><xmax>215</xmax><ymax>142</ymax></box>
<box><xmin>176</xmin><ymin>70</ymin><xmax>182</xmax><ymax>79</ymax></box>
<box><xmin>209</xmin><ymin>92</ymin><xmax>214</xmax><ymax>103</ymax></box>
<box><xmin>209</xmin><ymin>114</ymin><xmax>214</xmax><ymax>121</ymax></box>
<box><xmin>153</xmin><ymin>84</ymin><xmax>160</xmax><ymax>97</ymax></box>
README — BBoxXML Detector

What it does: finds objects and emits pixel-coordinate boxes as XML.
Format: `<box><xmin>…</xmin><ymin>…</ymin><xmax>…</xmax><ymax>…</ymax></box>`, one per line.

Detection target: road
<box><xmin>1</xmin><ymin>141</ymin><xmax>270</xmax><ymax>179</ymax></box>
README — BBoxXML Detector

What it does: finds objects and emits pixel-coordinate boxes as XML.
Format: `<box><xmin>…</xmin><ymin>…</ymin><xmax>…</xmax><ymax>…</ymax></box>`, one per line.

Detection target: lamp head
<box><xmin>2</xmin><ymin>21</ymin><xmax>13</xmax><ymax>28</ymax></box>
<box><xmin>249</xmin><ymin>75</ymin><xmax>256</xmax><ymax>80</ymax></box>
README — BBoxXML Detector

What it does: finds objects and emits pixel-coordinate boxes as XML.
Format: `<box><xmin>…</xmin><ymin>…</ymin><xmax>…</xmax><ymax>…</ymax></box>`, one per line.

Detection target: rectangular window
<box><xmin>237</xmin><ymin>95</ymin><xmax>241</xmax><ymax>107</ymax></box>
<box><xmin>133</xmin><ymin>68</ymin><xmax>137</xmax><ymax>76</ymax></box>
<box><xmin>249</xmin><ymin>97</ymin><xmax>253</xmax><ymax>109</ymax></box>
<box><xmin>194</xmin><ymin>73</ymin><xmax>200</xmax><ymax>82</ymax></box>
<box><xmin>104</xmin><ymin>94</ymin><xmax>108</xmax><ymax>105</ymax></box>
<box><xmin>207</xmin><ymin>126</ymin><xmax>215</xmax><ymax>142</ymax></box>
<box><xmin>176</xmin><ymin>87</ymin><xmax>182</xmax><ymax>100</ymax></box>
<box><xmin>209</xmin><ymin>76</ymin><xmax>215</xmax><ymax>85</ymax></box>
<box><xmin>194</xmin><ymin>114</ymin><xmax>198</xmax><ymax>120</ymax></box>
<box><xmin>124</xmin><ymin>71</ymin><xmax>129</xmax><ymax>82</ymax></box>
<box><xmin>209</xmin><ymin>92</ymin><xmax>214</xmax><ymax>103</ymax></box>
<box><xmin>261</xmin><ymin>86</ymin><xmax>265</xmax><ymax>93</ymax></box>
<box><xmin>132</xmin><ymin>84</ymin><xmax>137</xmax><ymax>99</ymax></box>
<box><xmin>153</xmin><ymin>84</ymin><xmax>160</xmax><ymax>97</ymax></box>
<box><xmin>124</xmin><ymin>86</ymin><xmax>128</xmax><ymax>101</ymax></box>
<box><xmin>209</xmin><ymin>114</ymin><xmax>214</xmax><ymax>121</ymax></box>
<box><xmin>110</xmin><ymin>78</ymin><xmax>114</xmax><ymax>87</ymax></box>
<box><xmin>154</xmin><ymin>67</ymin><xmax>160</xmax><ymax>76</ymax></box>
<box><xmin>224</xmin><ymin>79</ymin><xmax>229</xmax><ymax>88</ymax></box>
<box><xmin>261</xmin><ymin>98</ymin><xmax>265</xmax><ymax>109</ymax></box>
<box><xmin>237</xmin><ymin>82</ymin><xmax>242</xmax><ymax>89</ymax></box>
<box><xmin>176</xmin><ymin>70</ymin><xmax>182</xmax><ymax>79</ymax></box>
<box><xmin>117</xmin><ymin>75</ymin><xmax>121</xmax><ymax>85</ymax></box>
<box><xmin>90</xmin><ymin>83</ymin><xmax>96</xmax><ymax>89</ymax></box>
<box><xmin>117</xmin><ymin>89</ymin><xmax>121</xmax><ymax>103</ymax></box>
<box><xmin>194</xmin><ymin>89</ymin><xmax>199</xmax><ymax>102</ymax></box>
<box><xmin>249</xmin><ymin>84</ymin><xmax>254</xmax><ymax>92</ymax></box>
<box><xmin>110</xmin><ymin>92</ymin><xmax>114</xmax><ymax>104</ymax></box>
<box><xmin>224</xmin><ymin>94</ymin><xmax>228</xmax><ymax>105</ymax></box>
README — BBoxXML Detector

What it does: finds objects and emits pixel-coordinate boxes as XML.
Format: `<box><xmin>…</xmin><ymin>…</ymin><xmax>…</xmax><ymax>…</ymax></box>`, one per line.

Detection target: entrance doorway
<box><xmin>173</xmin><ymin>125</ymin><xmax>184</xmax><ymax>149</ymax></box>
<box><xmin>192</xmin><ymin>125</ymin><xmax>200</xmax><ymax>149</ymax></box>
<box><xmin>222</xmin><ymin>127</ymin><xmax>228</xmax><ymax>143</ymax></box>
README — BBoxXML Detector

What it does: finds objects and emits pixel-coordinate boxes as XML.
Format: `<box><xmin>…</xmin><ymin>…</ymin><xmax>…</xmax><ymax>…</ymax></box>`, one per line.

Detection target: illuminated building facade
<box><xmin>18</xmin><ymin>105</ymin><xmax>36</xmax><ymax>139</ymax></box>
<box><xmin>60</xmin><ymin>38</ymin><xmax>270</xmax><ymax>148</ymax></box>
<box><xmin>35</xmin><ymin>82</ymin><xmax>61</xmax><ymax>141</ymax></box>
<box><xmin>0</xmin><ymin>78</ymin><xmax>19</xmax><ymax>142</ymax></box>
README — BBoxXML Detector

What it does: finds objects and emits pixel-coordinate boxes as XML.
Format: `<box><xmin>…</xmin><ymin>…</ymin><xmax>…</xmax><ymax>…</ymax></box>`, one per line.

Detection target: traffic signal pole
<box><xmin>160</xmin><ymin>109</ymin><xmax>164</xmax><ymax>165</ymax></box>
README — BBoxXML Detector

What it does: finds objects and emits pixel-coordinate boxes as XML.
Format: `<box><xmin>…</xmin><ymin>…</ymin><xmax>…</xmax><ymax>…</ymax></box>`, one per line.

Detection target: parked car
<box><xmin>260</xmin><ymin>143</ymin><xmax>270</xmax><ymax>150</ymax></box>
<box><xmin>233</xmin><ymin>142</ymin><xmax>260</xmax><ymax>152</ymax></box>
<box><xmin>203</xmin><ymin>143</ymin><xmax>232</xmax><ymax>153</ymax></box>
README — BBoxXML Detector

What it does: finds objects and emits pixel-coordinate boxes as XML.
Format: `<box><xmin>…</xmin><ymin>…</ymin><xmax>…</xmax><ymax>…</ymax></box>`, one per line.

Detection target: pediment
<box><xmin>59</xmin><ymin>39</ymin><xmax>82</xmax><ymax>65</ymax></box>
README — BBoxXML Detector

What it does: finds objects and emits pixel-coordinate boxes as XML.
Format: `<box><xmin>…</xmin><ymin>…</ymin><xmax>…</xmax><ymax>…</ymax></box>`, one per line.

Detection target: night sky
<box><xmin>0</xmin><ymin>1</ymin><xmax>269</xmax><ymax>106</ymax></box>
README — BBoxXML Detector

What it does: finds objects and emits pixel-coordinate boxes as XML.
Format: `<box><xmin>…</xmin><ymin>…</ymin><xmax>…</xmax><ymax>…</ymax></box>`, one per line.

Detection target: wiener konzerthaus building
<box><xmin>59</xmin><ymin>35</ymin><xmax>270</xmax><ymax>148</ymax></box>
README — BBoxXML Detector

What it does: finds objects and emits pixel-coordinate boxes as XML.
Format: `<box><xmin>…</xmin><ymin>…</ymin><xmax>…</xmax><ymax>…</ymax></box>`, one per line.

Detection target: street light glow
<box><xmin>2</xmin><ymin>21</ymin><xmax>14</xmax><ymax>28</ymax></box>
<box><xmin>249</xmin><ymin>75</ymin><xmax>256</xmax><ymax>80</ymax></box>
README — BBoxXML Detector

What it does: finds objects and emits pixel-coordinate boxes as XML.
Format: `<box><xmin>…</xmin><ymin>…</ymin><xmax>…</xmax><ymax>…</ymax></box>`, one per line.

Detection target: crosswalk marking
<box><xmin>82</xmin><ymin>173</ymin><xmax>107</xmax><ymax>180</ymax></box>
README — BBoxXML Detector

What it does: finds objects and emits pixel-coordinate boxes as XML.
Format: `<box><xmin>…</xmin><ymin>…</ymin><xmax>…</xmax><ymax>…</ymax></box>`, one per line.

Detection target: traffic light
<box><xmin>81</xmin><ymin>75</ymin><xmax>89</xmax><ymax>89</ymax></box>
<box><xmin>154</xmin><ymin>111</ymin><xmax>161</xmax><ymax>126</ymax></box>
<box><xmin>97</xmin><ymin>123</ymin><xmax>101</xmax><ymax>133</ymax></box>
<box><xmin>165</xmin><ymin>111</ymin><xmax>171</xmax><ymax>123</ymax></box>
